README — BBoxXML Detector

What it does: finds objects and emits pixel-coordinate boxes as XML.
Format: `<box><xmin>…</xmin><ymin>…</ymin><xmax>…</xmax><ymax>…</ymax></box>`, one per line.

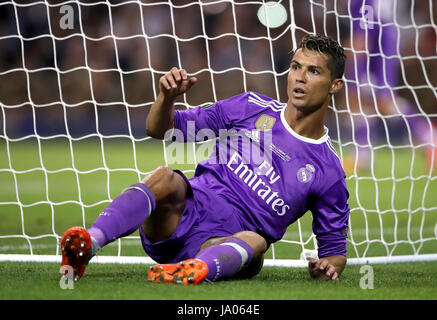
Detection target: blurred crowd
<box><xmin>0</xmin><ymin>0</ymin><xmax>436</xmax><ymax>150</ymax></box>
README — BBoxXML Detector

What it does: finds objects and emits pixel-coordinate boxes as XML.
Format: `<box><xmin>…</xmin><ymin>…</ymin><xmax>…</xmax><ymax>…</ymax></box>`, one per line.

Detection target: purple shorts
<box><xmin>139</xmin><ymin>171</ymin><xmax>246</xmax><ymax>264</ymax></box>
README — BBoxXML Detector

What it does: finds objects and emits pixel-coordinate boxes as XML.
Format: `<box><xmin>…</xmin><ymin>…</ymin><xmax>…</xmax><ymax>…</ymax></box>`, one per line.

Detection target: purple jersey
<box><xmin>172</xmin><ymin>92</ymin><xmax>350</xmax><ymax>257</ymax></box>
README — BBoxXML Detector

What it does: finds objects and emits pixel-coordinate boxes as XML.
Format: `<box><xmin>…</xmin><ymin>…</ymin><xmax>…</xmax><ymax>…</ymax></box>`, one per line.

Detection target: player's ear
<box><xmin>329</xmin><ymin>78</ymin><xmax>344</xmax><ymax>95</ymax></box>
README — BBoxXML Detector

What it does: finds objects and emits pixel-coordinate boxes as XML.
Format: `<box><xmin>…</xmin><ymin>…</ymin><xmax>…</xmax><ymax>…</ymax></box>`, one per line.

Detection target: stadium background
<box><xmin>1</xmin><ymin>0</ymin><xmax>435</xmax><ymax>139</ymax></box>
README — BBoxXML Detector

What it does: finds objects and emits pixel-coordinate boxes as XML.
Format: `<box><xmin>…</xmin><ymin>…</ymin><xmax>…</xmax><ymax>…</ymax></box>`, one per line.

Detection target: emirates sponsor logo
<box><xmin>226</xmin><ymin>151</ymin><xmax>290</xmax><ymax>216</ymax></box>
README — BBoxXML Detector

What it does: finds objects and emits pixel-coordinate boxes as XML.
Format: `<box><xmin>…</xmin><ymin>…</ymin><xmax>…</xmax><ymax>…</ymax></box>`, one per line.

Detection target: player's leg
<box><xmin>148</xmin><ymin>231</ymin><xmax>267</xmax><ymax>284</ymax></box>
<box><xmin>196</xmin><ymin>231</ymin><xmax>267</xmax><ymax>281</ymax></box>
<box><xmin>140</xmin><ymin>166</ymin><xmax>189</xmax><ymax>243</ymax></box>
<box><xmin>61</xmin><ymin>166</ymin><xmax>188</xmax><ymax>280</ymax></box>
<box><xmin>87</xmin><ymin>166</ymin><xmax>188</xmax><ymax>245</ymax></box>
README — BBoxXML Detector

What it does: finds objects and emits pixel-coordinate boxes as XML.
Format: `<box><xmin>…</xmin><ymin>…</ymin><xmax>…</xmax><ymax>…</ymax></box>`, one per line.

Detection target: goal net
<box><xmin>1</xmin><ymin>0</ymin><xmax>436</xmax><ymax>267</ymax></box>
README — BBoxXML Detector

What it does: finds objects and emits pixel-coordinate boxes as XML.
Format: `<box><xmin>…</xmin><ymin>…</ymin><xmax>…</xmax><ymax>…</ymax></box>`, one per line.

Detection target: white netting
<box><xmin>0</xmin><ymin>0</ymin><xmax>436</xmax><ymax>265</ymax></box>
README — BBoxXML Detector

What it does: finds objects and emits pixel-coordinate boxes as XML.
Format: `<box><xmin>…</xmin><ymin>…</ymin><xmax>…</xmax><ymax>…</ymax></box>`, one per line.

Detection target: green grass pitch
<box><xmin>0</xmin><ymin>261</ymin><xmax>436</xmax><ymax>300</ymax></box>
<box><xmin>0</xmin><ymin>137</ymin><xmax>436</xmax><ymax>300</ymax></box>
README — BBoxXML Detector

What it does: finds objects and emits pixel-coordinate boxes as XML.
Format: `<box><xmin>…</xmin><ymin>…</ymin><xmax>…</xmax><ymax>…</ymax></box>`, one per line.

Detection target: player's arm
<box><xmin>309</xmin><ymin>178</ymin><xmax>350</xmax><ymax>281</ymax></box>
<box><xmin>146</xmin><ymin>67</ymin><xmax>197</xmax><ymax>139</ymax></box>
<box><xmin>308</xmin><ymin>255</ymin><xmax>346</xmax><ymax>280</ymax></box>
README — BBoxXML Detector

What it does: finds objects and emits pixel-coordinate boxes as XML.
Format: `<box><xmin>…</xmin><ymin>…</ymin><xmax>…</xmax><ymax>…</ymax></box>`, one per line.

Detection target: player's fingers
<box><xmin>171</xmin><ymin>67</ymin><xmax>182</xmax><ymax>82</ymax></box>
<box><xmin>180</xmin><ymin>68</ymin><xmax>188</xmax><ymax>81</ymax></box>
<box><xmin>186</xmin><ymin>77</ymin><xmax>198</xmax><ymax>89</ymax></box>
<box><xmin>179</xmin><ymin>76</ymin><xmax>197</xmax><ymax>93</ymax></box>
<box><xmin>309</xmin><ymin>259</ymin><xmax>322</xmax><ymax>275</ymax></box>
<box><xmin>319</xmin><ymin>259</ymin><xmax>329</xmax><ymax>270</ymax></box>
<box><xmin>160</xmin><ymin>75</ymin><xmax>171</xmax><ymax>91</ymax></box>
<box><xmin>308</xmin><ymin>258</ymin><xmax>317</xmax><ymax>268</ymax></box>
<box><xmin>325</xmin><ymin>269</ymin><xmax>338</xmax><ymax>281</ymax></box>
<box><xmin>165</xmin><ymin>71</ymin><xmax>178</xmax><ymax>89</ymax></box>
<box><xmin>325</xmin><ymin>264</ymin><xmax>336</xmax><ymax>278</ymax></box>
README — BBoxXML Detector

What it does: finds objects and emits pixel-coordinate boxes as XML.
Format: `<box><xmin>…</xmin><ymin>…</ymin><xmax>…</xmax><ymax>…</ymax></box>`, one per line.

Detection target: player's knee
<box><xmin>141</xmin><ymin>166</ymin><xmax>173</xmax><ymax>184</ymax></box>
<box><xmin>140</xmin><ymin>166</ymin><xmax>188</xmax><ymax>242</ymax></box>
<box><xmin>141</xmin><ymin>166</ymin><xmax>177</xmax><ymax>200</ymax></box>
<box><xmin>141</xmin><ymin>166</ymin><xmax>188</xmax><ymax>207</ymax></box>
<box><xmin>233</xmin><ymin>231</ymin><xmax>267</xmax><ymax>255</ymax></box>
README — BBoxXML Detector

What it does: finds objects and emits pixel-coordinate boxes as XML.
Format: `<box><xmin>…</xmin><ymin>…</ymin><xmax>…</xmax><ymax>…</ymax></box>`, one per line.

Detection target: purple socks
<box><xmin>87</xmin><ymin>183</ymin><xmax>156</xmax><ymax>247</ymax></box>
<box><xmin>195</xmin><ymin>237</ymin><xmax>254</xmax><ymax>282</ymax></box>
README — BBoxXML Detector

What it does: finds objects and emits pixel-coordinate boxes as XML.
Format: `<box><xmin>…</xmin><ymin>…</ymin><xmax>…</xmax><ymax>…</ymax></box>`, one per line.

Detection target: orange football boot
<box><xmin>147</xmin><ymin>258</ymin><xmax>209</xmax><ymax>285</ymax></box>
<box><xmin>60</xmin><ymin>226</ymin><xmax>92</xmax><ymax>281</ymax></box>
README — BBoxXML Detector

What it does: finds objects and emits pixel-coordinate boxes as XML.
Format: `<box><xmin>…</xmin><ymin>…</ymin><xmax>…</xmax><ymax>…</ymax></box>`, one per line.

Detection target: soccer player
<box><xmin>60</xmin><ymin>34</ymin><xmax>350</xmax><ymax>284</ymax></box>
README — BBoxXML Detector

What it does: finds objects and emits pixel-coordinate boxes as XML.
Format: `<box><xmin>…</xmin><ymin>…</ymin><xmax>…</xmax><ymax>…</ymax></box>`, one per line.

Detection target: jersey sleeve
<box><xmin>171</xmin><ymin>93</ymin><xmax>249</xmax><ymax>142</ymax></box>
<box><xmin>311</xmin><ymin>178</ymin><xmax>350</xmax><ymax>258</ymax></box>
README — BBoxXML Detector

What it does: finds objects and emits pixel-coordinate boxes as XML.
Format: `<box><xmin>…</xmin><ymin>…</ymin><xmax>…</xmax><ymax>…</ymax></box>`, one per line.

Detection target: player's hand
<box><xmin>159</xmin><ymin>67</ymin><xmax>197</xmax><ymax>100</ymax></box>
<box><xmin>308</xmin><ymin>258</ymin><xmax>339</xmax><ymax>281</ymax></box>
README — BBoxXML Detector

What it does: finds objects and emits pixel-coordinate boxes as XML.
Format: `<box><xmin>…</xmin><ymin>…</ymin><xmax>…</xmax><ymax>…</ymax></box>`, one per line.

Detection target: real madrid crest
<box><xmin>297</xmin><ymin>164</ymin><xmax>315</xmax><ymax>183</ymax></box>
<box><xmin>255</xmin><ymin>115</ymin><xmax>276</xmax><ymax>131</ymax></box>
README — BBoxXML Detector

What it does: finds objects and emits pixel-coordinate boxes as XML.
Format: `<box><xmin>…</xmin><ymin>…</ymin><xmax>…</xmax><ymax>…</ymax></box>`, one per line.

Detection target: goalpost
<box><xmin>1</xmin><ymin>0</ymin><xmax>436</xmax><ymax>267</ymax></box>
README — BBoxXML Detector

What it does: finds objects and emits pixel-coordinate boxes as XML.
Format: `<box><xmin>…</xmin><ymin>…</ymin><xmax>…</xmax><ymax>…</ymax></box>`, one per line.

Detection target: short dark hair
<box><xmin>291</xmin><ymin>34</ymin><xmax>346</xmax><ymax>80</ymax></box>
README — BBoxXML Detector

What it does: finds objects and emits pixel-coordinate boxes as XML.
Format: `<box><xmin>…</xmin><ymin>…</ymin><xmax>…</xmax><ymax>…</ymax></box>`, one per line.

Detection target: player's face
<box><xmin>287</xmin><ymin>48</ymin><xmax>342</xmax><ymax>110</ymax></box>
